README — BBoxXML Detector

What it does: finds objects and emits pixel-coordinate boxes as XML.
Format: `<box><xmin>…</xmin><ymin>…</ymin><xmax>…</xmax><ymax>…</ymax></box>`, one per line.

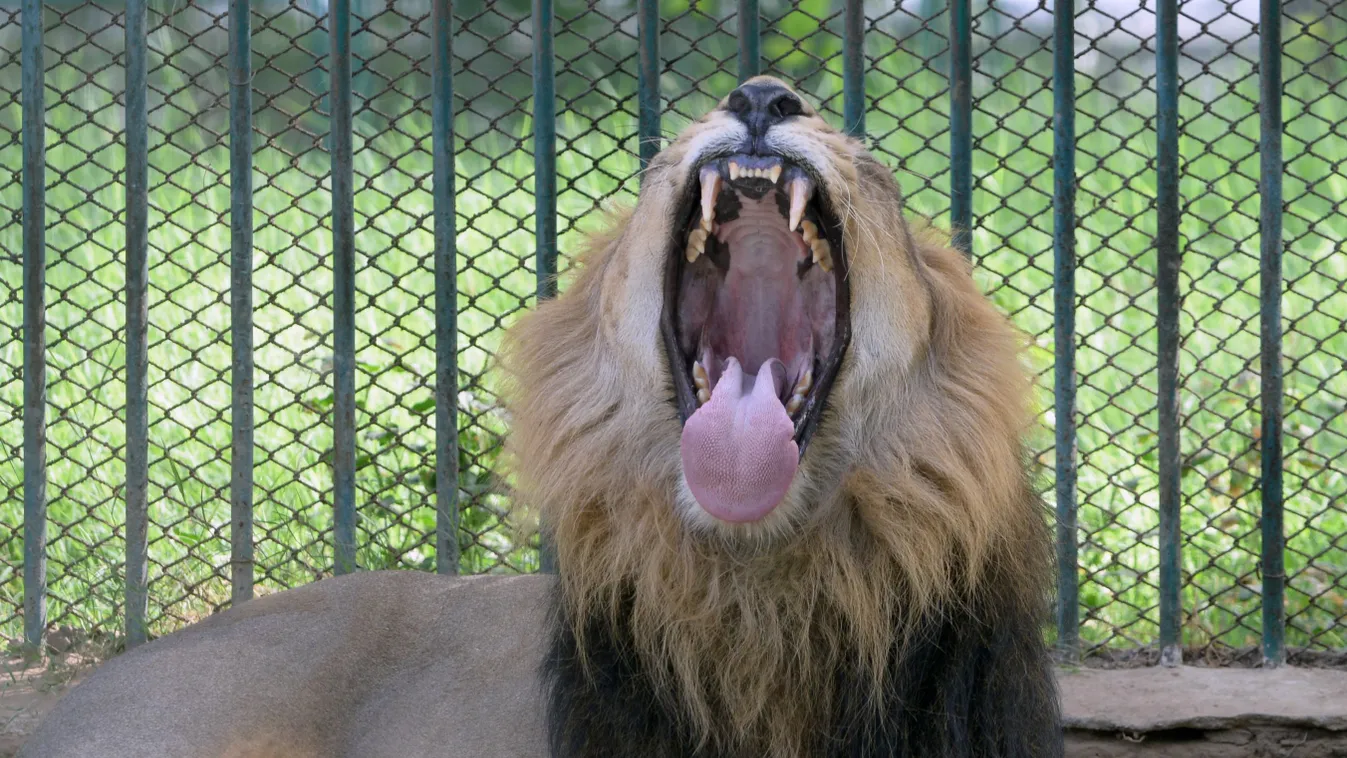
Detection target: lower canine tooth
<box><xmin>794</xmin><ymin>368</ymin><xmax>813</xmax><ymax>395</ymax></box>
<box><xmin>693</xmin><ymin>361</ymin><xmax>709</xmax><ymax>390</ymax></box>
<box><xmin>786</xmin><ymin>394</ymin><xmax>804</xmax><ymax>415</ymax></box>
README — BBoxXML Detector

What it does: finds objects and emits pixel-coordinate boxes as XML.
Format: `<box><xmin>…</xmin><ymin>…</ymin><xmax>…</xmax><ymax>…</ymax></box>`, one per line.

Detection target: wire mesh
<box><xmin>0</xmin><ymin>0</ymin><xmax>1343</xmax><ymax>662</ymax></box>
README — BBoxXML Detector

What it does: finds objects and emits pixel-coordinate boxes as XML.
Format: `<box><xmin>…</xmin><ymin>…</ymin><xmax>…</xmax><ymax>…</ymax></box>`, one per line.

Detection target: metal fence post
<box><xmin>21</xmin><ymin>0</ymin><xmax>48</xmax><ymax>656</ymax></box>
<box><xmin>534</xmin><ymin>0</ymin><xmax>559</xmax><ymax>574</ymax></box>
<box><xmin>229</xmin><ymin>0</ymin><xmax>256</xmax><ymax>604</ymax></box>
<box><xmin>842</xmin><ymin>0</ymin><xmax>865</xmax><ymax>137</ymax></box>
<box><xmin>1258</xmin><ymin>0</ymin><xmax>1285</xmax><ymax>668</ymax></box>
<box><xmin>949</xmin><ymin>0</ymin><xmax>973</xmax><ymax>256</ymax></box>
<box><xmin>738</xmin><ymin>0</ymin><xmax>759</xmax><ymax>83</ymax></box>
<box><xmin>1155</xmin><ymin>0</ymin><xmax>1183</xmax><ymax>668</ymax></box>
<box><xmin>432</xmin><ymin>0</ymin><xmax>462</xmax><ymax>575</ymax></box>
<box><xmin>637</xmin><ymin>0</ymin><xmax>661</xmax><ymax>172</ymax></box>
<box><xmin>1052</xmin><ymin>0</ymin><xmax>1079</xmax><ymax>660</ymax></box>
<box><xmin>124</xmin><ymin>0</ymin><xmax>150</xmax><ymax>649</ymax></box>
<box><xmin>331</xmin><ymin>0</ymin><xmax>358</xmax><ymax>576</ymax></box>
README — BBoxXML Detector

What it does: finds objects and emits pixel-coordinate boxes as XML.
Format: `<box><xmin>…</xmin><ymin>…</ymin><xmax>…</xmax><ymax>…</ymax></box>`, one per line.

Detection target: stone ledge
<box><xmin>1059</xmin><ymin>665</ymin><xmax>1347</xmax><ymax>734</ymax></box>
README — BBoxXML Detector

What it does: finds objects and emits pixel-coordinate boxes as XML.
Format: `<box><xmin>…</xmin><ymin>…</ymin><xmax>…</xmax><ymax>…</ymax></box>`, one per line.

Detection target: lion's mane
<box><xmin>500</xmin><ymin>84</ymin><xmax>1061</xmax><ymax>758</ymax></box>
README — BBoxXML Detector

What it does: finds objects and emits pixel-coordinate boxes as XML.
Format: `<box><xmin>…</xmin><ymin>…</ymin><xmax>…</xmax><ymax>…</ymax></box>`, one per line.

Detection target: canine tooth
<box><xmin>697</xmin><ymin>388</ymin><xmax>712</xmax><ymax>405</ymax></box>
<box><xmin>786</xmin><ymin>394</ymin><xmax>804</xmax><ymax>416</ymax></box>
<box><xmin>693</xmin><ymin>361</ymin><xmax>709</xmax><ymax>390</ymax></box>
<box><xmin>686</xmin><ymin>228</ymin><xmax>708</xmax><ymax>262</ymax></box>
<box><xmin>800</xmin><ymin>219</ymin><xmax>818</xmax><ymax>244</ymax></box>
<box><xmin>700</xmin><ymin>166</ymin><xmax>721</xmax><ymax>230</ymax></box>
<box><xmin>729</xmin><ymin>161</ymin><xmax>742</xmax><ymax>180</ymax></box>
<box><xmin>811</xmin><ymin>239</ymin><xmax>833</xmax><ymax>272</ymax></box>
<box><xmin>768</xmin><ymin>165</ymin><xmax>782</xmax><ymax>184</ymax></box>
<box><xmin>788</xmin><ymin>176</ymin><xmax>813</xmax><ymax>231</ymax></box>
<box><xmin>793</xmin><ymin>368</ymin><xmax>813</xmax><ymax>396</ymax></box>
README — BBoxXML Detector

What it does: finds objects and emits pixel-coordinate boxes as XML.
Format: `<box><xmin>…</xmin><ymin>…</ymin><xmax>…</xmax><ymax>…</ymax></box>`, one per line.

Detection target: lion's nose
<box><xmin>726</xmin><ymin>81</ymin><xmax>803</xmax><ymax>141</ymax></box>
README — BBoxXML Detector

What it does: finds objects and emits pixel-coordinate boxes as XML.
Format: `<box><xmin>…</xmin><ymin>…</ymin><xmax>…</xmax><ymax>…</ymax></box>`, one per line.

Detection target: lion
<box><xmin>18</xmin><ymin>76</ymin><xmax>1063</xmax><ymax>758</ymax></box>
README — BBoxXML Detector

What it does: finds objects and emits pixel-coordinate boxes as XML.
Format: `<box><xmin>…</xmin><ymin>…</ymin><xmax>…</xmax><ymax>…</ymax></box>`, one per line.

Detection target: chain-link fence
<box><xmin>0</xmin><ymin>0</ymin><xmax>1343</xmax><ymax>662</ymax></box>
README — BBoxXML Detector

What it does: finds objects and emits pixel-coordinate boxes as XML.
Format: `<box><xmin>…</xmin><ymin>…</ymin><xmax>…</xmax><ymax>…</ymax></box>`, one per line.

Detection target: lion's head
<box><xmin>502</xmin><ymin>76</ymin><xmax>1048</xmax><ymax>755</ymax></box>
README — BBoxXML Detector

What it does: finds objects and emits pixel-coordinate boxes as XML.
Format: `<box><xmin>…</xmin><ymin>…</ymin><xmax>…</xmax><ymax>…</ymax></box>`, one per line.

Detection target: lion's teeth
<box><xmin>768</xmin><ymin>165</ymin><xmax>782</xmax><ymax>184</ymax></box>
<box><xmin>788</xmin><ymin>175</ymin><xmax>814</xmax><ymax>231</ymax></box>
<box><xmin>697</xmin><ymin>388</ymin><xmax>712</xmax><ymax>406</ymax></box>
<box><xmin>786</xmin><ymin>394</ymin><xmax>804</xmax><ymax>416</ymax></box>
<box><xmin>693</xmin><ymin>361</ymin><xmax>709</xmax><ymax>391</ymax></box>
<box><xmin>793</xmin><ymin>368</ymin><xmax>812</xmax><ymax>396</ymax></box>
<box><xmin>800</xmin><ymin>219</ymin><xmax>818</xmax><ymax>244</ymax></box>
<box><xmin>699</xmin><ymin>165</ymin><xmax>721</xmax><ymax>231</ymax></box>
<box><xmin>686</xmin><ymin>227</ymin><xmax>708</xmax><ymax>262</ymax></box>
<box><xmin>811</xmin><ymin>238</ymin><xmax>833</xmax><ymax>272</ymax></box>
<box><xmin>729</xmin><ymin>161</ymin><xmax>742</xmax><ymax>180</ymax></box>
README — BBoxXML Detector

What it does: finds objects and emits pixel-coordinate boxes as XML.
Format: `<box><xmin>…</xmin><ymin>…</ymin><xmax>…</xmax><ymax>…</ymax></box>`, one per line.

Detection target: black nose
<box><xmin>725</xmin><ymin>81</ymin><xmax>804</xmax><ymax>139</ymax></box>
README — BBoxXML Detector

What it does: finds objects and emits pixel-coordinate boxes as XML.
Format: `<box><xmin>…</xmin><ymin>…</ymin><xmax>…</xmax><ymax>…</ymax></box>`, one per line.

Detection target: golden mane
<box><xmin>499</xmin><ymin>80</ymin><xmax>1051</xmax><ymax>756</ymax></box>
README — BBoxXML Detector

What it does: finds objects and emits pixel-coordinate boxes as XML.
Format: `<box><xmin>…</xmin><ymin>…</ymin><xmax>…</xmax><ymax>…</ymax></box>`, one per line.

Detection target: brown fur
<box><xmin>500</xmin><ymin>77</ymin><xmax>1050</xmax><ymax>756</ymax></box>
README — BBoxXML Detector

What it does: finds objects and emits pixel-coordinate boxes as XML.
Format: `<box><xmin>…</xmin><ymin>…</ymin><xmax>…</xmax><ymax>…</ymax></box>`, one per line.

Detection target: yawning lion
<box><xmin>19</xmin><ymin>76</ymin><xmax>1063</xmax><ymax>758</ymax></box>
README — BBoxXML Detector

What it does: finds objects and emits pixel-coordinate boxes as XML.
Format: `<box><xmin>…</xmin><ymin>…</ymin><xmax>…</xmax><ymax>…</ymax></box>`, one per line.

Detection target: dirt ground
<box><xmin>3</xmin><ymin>656</ymin><xmax>1345</xmax><ymax>757</ymax></box>
<box><xmin>0</xmin><ymin>655</ymin><xmax>91</xmax><ymax>758</ymax></box>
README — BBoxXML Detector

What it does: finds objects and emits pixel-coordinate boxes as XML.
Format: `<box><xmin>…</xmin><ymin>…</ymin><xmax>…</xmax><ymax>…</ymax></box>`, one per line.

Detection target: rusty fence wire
<box><xmin>0</xmin><ymin>0</ymin><xmax>1344</xmax><ymax>663</ymax></box>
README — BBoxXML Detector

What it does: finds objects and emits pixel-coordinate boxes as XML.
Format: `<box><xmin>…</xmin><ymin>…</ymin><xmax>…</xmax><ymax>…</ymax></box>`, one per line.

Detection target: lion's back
<box><xmin>19</xmin><ymin>571</ymin><xmax>552</xmax><ymax>758</ymax></box>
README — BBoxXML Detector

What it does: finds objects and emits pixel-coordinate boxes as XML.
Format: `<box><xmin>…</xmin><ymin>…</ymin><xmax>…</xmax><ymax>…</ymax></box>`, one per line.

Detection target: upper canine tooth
<box><xmin>700</xmin><ymin>166</ymin><xmax>721</xmax><ymax>231</ymax></box>
<box><xmin>729</xmin><ymin>161</ymin><xmax>741</xmax><ymax>180</ymax></box>
<box><xmin>697</xmin><ymin>388</ymin><xmax>712</xmax><ymax>406</ymax></box>
<box><xmin>786</xmin><ymin>394</ymin><xmax>804</xmax><ymax>416</ymax></box>
<box><xmin>788</xmin><ymin>176</ymin><xmax>813</xmax><ymax>231</ymax></box>
<box><xmin>811</xmin><ymin>238</ymin><xmax>833</xmax><ymax>272</ymax></box>
<box><xmin>768</xmin><ymin>165</ymin><xmax>782</xmax><ymax>183</ymax></box>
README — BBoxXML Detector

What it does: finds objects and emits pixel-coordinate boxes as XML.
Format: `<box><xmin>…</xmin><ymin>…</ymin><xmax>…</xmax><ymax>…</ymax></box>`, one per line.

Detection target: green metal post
<box><xmin>125</xmin><ymin>0</ymin><xmax>150</xmax><ymax>649</ymax></box>
<box><xmin>433</xmin><ymin>0</ymin><xmax>462</xmax><ymax>575</ymax></box>
<box><xmin>1155</xmin><ymin>0</ymin><xmax>1183</xmax><ymax>668</ymax></box>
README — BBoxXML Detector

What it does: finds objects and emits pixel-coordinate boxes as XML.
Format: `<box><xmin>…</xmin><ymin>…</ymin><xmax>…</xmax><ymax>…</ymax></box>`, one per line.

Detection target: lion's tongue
<box><xmin>680</xmin><ymin>357</ymin><xmax>798</xmax><ymax>523</ymax></box>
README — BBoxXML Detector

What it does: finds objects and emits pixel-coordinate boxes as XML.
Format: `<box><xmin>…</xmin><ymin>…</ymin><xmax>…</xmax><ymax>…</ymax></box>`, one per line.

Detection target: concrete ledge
<box><xmin>1058</xmin><ymin>665</ymin><xmax>1347</xmax><ymax>733</ymax></box>
<box><xmin>7</xmin><ymin>661</ymin><xmax>1347</xmax><ymax>757</ymax></box>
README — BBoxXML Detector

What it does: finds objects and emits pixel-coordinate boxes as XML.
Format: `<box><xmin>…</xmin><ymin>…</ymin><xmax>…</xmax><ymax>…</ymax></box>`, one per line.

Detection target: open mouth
<box><xmin>661</xmin><ymin>152</ymin><xmax>852</xmax><ymax>522</ymax></box>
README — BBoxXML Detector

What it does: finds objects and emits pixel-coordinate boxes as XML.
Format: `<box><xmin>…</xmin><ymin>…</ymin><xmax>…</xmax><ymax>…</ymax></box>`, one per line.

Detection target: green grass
<box><xmin>0</xmin><ymin>0</ymin><xmax>1344</xmax><ymax>656</ymax></box>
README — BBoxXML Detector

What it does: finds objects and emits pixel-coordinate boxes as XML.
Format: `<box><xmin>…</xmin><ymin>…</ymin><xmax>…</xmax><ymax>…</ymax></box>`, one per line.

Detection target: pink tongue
<box><xmin>680</xmin><ymin>358</ymin><xmax>799</xmax><ymax>523</ymax></box>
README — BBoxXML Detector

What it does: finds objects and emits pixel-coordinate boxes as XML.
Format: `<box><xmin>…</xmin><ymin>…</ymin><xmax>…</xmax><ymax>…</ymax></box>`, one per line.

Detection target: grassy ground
<box><xmin>0</xmin><ymin>0</ymin><xmax>1344</xmax><ymax>656</ymax></box>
